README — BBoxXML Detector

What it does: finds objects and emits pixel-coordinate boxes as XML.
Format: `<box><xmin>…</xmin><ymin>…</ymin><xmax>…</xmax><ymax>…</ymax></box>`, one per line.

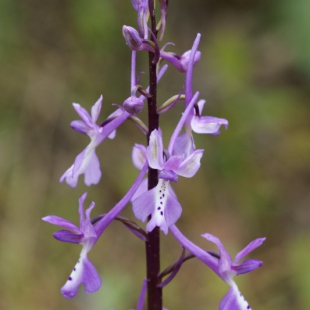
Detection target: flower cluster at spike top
<box><xmin>43</xmin><ymin>1</ymin><xmax>265</xmax><ymax>309</ymax></box>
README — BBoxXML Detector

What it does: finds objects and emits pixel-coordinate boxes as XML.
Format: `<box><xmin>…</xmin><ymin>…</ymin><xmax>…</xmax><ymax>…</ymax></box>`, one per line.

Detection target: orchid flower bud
<box><xmin>123</xmin><ymin>26</ymin><xmax>143</xmax><ymax>51</ymax></box>
<box><xmin>123</xmin><ymin>96</ymin><xmax>144</xmax><ymax>115</ymax></box>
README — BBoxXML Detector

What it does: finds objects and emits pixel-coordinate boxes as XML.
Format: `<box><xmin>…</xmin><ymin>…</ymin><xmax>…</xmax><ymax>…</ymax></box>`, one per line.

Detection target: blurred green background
<box><xmin>1</xmin><ymin>0</ymin><xmax>309</xmax><ymax>309</ymax></box>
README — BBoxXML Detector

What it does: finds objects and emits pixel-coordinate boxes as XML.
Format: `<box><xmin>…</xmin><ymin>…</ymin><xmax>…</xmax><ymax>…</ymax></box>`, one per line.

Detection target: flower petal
<box><xmin>132</xmin><ymin>144</ymin><xmax>147</xmax><ymax>170</ymax></box>
<box><xmin>202</xmin><ymin>233</ymin><xmax>232</xmax><ymax>282</ymax></box>
<box><xmin>91</xmin><ymin>95</ymin><xmax>103</xmax><ymax>123</ymax></box>
<box><xmin>53</xmin><ymin>230</ymin><xmax>83</xmax><ymax>244</ymax></box>
<box><xmin>220</xmin><ymin>286</ymin><xmax>252</xmax><ymax>310</ymax></box>
<box><xmin>42</xmin><ymin>215</ymin><xmax>80</xmax><ymax>233</ymax></box>
<box><xmin>232</xmin><ymin>259</ymin><xmax>263</xmax><ymax>275</ymax></box>
<box><xmin>71</xmin><ymin>120</ymin><xmax>91</xmax><ymax>135</ymax></box>
<box><xmin>146</xmin><ymin>129</ymin><xmax>164</xmax><ymax>169</ymax></box>
<box><xmin>61</xmin><ymin>255</ymin><xmax>102</xmax><ymax>298</ymax></box>
<box><xmin>132</xmin><ymin>185</ymin><xmax>156</xmax><ymax>222</ymax></box>
<box><xmin>158</xmin><ymin>170</ymin><xmax>178</xmax><ymax>182</ymax></box>
<box><xmin>131</xmin><ymin>178</ymin><xmax>148</xmax><ymax>202</ymax></box>
<box><xmin>145</xmin><ymin>180</ymin><xmax>182</xmax><ymax>235</ymax></box>
<box><xmin>191</xmin><ymin>116</ymin><xmax>228</xmax><ymax>135</ymax></box>
<box><xmin>73</xmin><ymin>103</ymin><xmax>94</xmax><ymax>128</ymax></box>
<box><xmin>234</xmin><ymin>237</ymin><xmax>266</xmax><ymax>264</ymax></box>
<box><xmin>175</xmin><ymin>149</ymin><xmax>204</xmax><ymax>178</ymax></box>
<box><xmin>172</xmin><ymin>132</ymin><xmax>195</xmax><ymax>158</ymax></box>
<box><xmin>163</xmin><ymin>155</ymin><xmax>184</xmax><ymax>172</ymax></box>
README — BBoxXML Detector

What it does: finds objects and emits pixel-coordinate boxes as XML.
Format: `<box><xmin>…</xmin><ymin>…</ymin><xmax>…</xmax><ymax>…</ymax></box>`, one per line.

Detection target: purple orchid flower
<box><xmin>202</xmin><ymin>233</ymin><xmax>265</xmax><ymax>310</ymax></box>
<box><xmin>44</xmin><ymin>163</ymin><xmax>148</xmax><ymax>299</ymax></box>
<box><xmin>183</xmin><ymin>34</ymin><xmax>228</xmax><ymax>136</ymax></box>
<box><xmin>170</xmin><ymin>225</ymin><xmax>265</xmax><ymax>310</ymax></box>
<box><xmin>60</xmin><ymin>96</ymin><xmax>129</xmax><ymax>187</ymax></box>
<box><xmin>191</xmin><ymin>99</ymin><xmax>229</xmax><ymax>135</ymax></box>
<box><xmin>132</xmin><ymin>129</ymin><xmax>203</xmax><ymax>234</ymax></box>
<box><xmin>42</xmin><ymin>193</ymin><xmax>101</xmax><ymax>298</ymax></box>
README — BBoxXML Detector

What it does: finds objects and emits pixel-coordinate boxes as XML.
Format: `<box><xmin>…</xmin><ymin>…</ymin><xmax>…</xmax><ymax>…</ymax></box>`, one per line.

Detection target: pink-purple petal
<box><xmin>132</xmin><ymin>187</ymin><xmax>156</xmax><ymax>222</ymax></box>
<box><xmin>220</xmin><ymin>287</ymin><xmax>252</xmax><ymax>310</ymax></box>
<box><xmin>61</xmin><ymin>256</ymin><xmax>102</xmax><ymax>298</ymax></box>
<box><xmin>191</xmin><ymin>116</ymin><xmax>228</xmax><ymax>134</ymax></box>
<box><xmin>158</xmin><ymin>170</ymin><xmax>178</xmax><ymax>182</ymax></box>
<box><xmin>146</xmin><ymin>129</ymin><xmax>164</xmax><ymax>169</ymax></box>
<box><xmin>132</xmin><ymin>144</ymin><xmax>147</xmax><ymax>170</ymax></box>
<box><xmin>234</xmin><ymin>237</ymin><xmax>266</xmax><ymax>263</ymax></box>
<box><xmin>175</xmin><ymin>149</ymin><xmax>203</xmax><ymax>178</ymax></box>
<box><xmin>172</xmin><ymin>132</ymin><xmax>195</xmax><ymax>158</ymax></box>
<box><xmin>163</xmin><ymin>155</ymin><xmax>184</xmax><ymax>172</ymax></box>
<box><xmin>232</xmin><ymin>259</ymin><xmax>263</xmax><ymax>275</ymax></box>
<box><xmin>53</xmin><ymin>230</ymin><xmax>83</xmax><ymax>244</ymax></box>
<box><xmin>72</xmin><ymin>103</ymin><xmax>94</xmax><ymax>128</ymax></box>
<box><xmin>163</xmin><ymin>191</ymin><xmax>182</xmax><ymax>228</ymax></box>
<box><xmin>71</xmin><ymin>120</ymin><xmax>91</xmax><ymax>134</ymax></box>
<box><xmin>202</xmin><ymin>233</ymin><xmax>232</xmax><ymax>278</ymax></box>
<box><xmin>91</xmin><ymin>95</ymin><xmax>103</xmax><ymax>122</ymax></box>
<box><xmin>42</xmin><ymin>215</ymin><xmax>80</xmax><ymax>233</ymax></box>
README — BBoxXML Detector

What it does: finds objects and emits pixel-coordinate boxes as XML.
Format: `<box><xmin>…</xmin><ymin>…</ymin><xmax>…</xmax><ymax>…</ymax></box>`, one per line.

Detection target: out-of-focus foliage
<box><xmin>0</xmin><ymin>0</ymin><xmax>309</xmax><ymax>309</ymax></box>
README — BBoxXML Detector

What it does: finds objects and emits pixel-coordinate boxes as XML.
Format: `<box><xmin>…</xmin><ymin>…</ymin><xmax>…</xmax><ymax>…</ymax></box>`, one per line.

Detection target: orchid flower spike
<box><xmin>182</xmin><ymin>34</ymin><xmax>228</xmax><ymax>135</ymax></box>
<box><xmin>202</xmin><ymin>233</ymin><xmax>266</xmax><ymax>310</ymax></box>
<box><xmin>42</xmin><ymin>193</ymin><xmax>101</xmax><ymax>298</ymax></box>
<box><xmin>132</xmin><ymin>129</ymin><xmax>203</xmax><ymax>234</ymax></box>
<box><xmin>60</xmin><ymin>96</ymin><xmax>129</xmax><ymax>187</ymax></box>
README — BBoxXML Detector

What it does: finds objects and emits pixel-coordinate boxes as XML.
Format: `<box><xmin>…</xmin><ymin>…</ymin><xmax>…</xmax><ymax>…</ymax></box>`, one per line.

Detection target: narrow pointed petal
<box><xmin>232</xmin><ymin>259</ymin><xmax>263</xmax><ymax>275</ymax></box>
<box><xmin>71</xmin><ymin>120</ymin><xmax>91</xmax><ymax>134</ymax></box>
<box><xmin>72</xmin><ymin>103</ymin><xmax>94</xmax><ymax>128</ymax></box>
<box><xmin>61</xmin><ymin>255</ymin><xmax>102</xmax><ymax>298</ymax></box>
<box><xmin>191</xmin><ymin>116</ymin><xmax>228</xmax><ymax>135</ymax></box>
<box><xmin>53</xmin><ymin>230</ymin><xmax>83</xmax><ymax>244</ymax></box>
<box><xmin>202</xmin><ymin>233</ymin><xmax>232</xmax><ymax>280</ymax></box>
<box><xmin>78</xmin><ymin>192</ymin><xmax>88</xmax><ymax>222</ymax></box>
<box><xmin>175</xmin><ymin>149</ymin><xmax>204</xmax><ymax>178</ymax></box>
<box><xmin>132</xmin><ymin>144</ymin><xmax>147</xmax><ymax>170</ymax></box>
<box><xmin>146</xmin><ymin>129</ymin><xmax>164</xmax><ymax>169</ymax></box>
<box><xmin>220</xmin><ymin>286</ymin><xmax>252</xmax><ymax>310</ymax></box>
<box><xmin>42</xmin><ymin>216</ymin><xmax>80</xmax><ymax>233</ymax></box>
<box><xmin>85</xmin><ymin>201</ymin><xmax>96</xmax><ymax>221</ymax></box>
<box><xmin>91</xmin><ymin>96</ymin><xmax>103</xmax><ymax>122</ymax></box>
<box><xmin>234</xmin><ymin>237</ymin><xmax>266</xmax><ymax>263</ymax></box>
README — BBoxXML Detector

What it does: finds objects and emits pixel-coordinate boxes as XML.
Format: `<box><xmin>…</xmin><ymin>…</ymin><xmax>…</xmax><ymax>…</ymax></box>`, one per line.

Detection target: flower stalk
<box><xmin>145</xmin><ymin>1</ymin><xmax>162</xmax><ymax>309</ymax></box>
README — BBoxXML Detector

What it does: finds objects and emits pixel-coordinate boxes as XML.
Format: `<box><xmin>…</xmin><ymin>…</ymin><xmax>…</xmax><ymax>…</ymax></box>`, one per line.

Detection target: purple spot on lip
<box><xmin>160</xmin><ymin>211</ymin><xmax>163</xmax><ymax>216</ymax></box>
<box><xmin>68</xmin><ymin>277</ymin><xmax>72</xmax><ymax>281</ymax></box>
<box><xmin>157</xmin><ymin>207</ymin><xmax>161</xmax><ymax>210</ymax></box>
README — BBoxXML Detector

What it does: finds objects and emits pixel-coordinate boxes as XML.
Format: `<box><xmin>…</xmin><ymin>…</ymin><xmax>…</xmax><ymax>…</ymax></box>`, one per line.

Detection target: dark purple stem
<box><xmin>146</xmin><ymin>1</ymin><xmax>162</xmax><ymax>310</ymax></box>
